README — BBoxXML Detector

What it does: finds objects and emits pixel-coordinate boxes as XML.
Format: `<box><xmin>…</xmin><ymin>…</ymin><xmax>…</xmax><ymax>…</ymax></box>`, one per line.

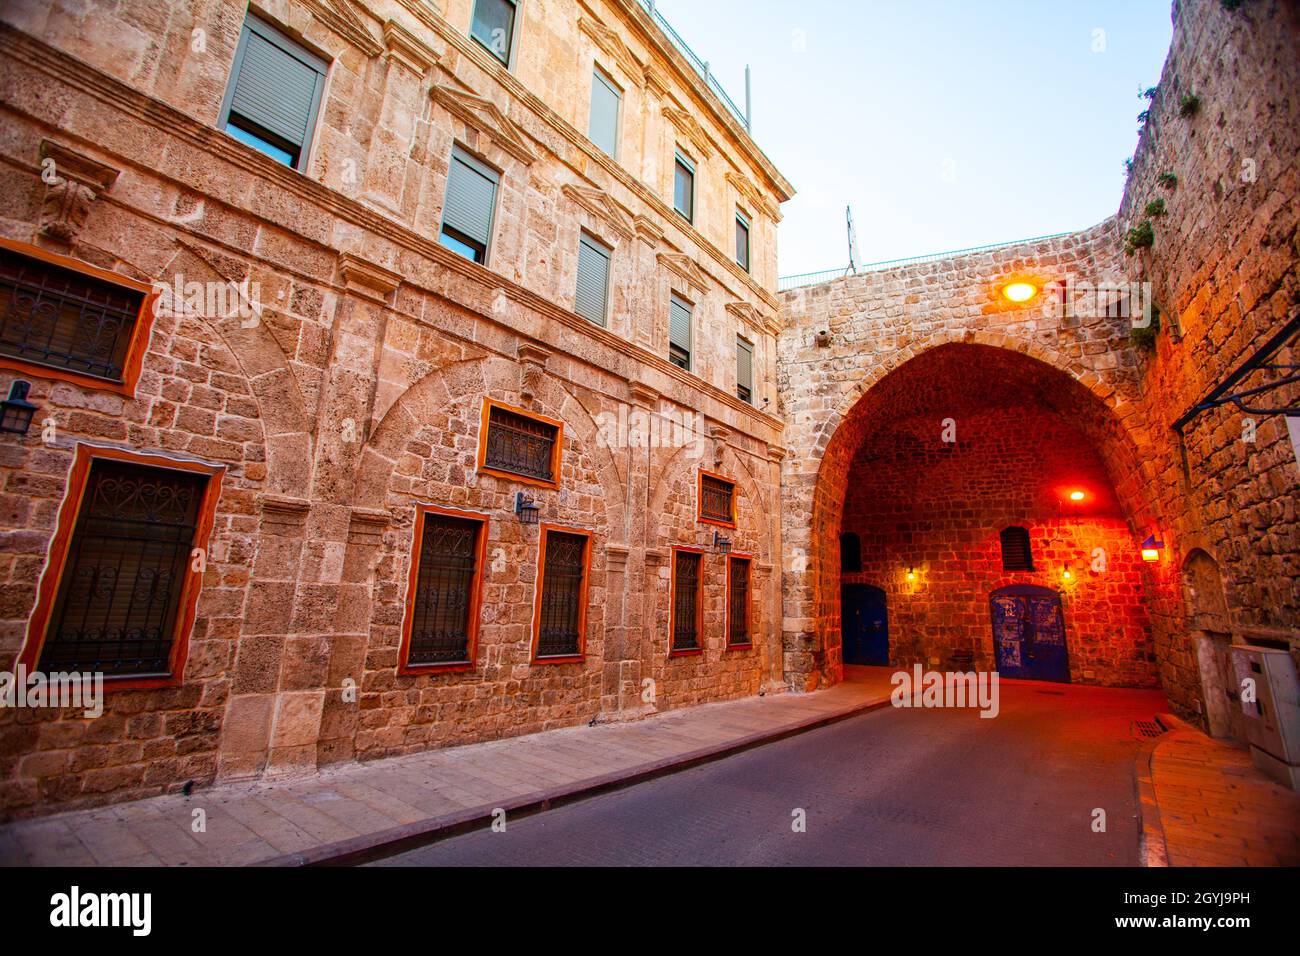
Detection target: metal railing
<box><xmin>636</xmin><ymin>0</ymin><xmax>749</xmax><ymax>130</ymax></box>
<box><xmin>777</xmin><ymin>231</ymin><xmax>1077</xmax><ymax>292</ymax></box>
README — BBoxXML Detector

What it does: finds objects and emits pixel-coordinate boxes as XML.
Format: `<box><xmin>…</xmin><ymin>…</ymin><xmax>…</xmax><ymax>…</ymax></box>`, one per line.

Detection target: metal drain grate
<box><xmin>1132</xmin><ymin>719</ymin><xmax>1166</xmax><ymax>739</ymax></box>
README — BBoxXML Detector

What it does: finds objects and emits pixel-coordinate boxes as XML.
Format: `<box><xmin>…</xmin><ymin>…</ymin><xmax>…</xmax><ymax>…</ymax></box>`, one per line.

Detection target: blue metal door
<box><xmin>842</xmin><ymin>584</ymin><xmax>889</xmax><ymax>666</ymax></box>
<box><xmin>990</xmin><ymin>585</ymin><xmax>1070</xmax><ymax>682</ymax></box>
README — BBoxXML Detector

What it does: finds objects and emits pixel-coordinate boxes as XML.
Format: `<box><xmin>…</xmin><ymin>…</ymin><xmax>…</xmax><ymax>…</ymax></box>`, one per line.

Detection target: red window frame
<box><xmin>725</xmin><ymin>553</ymin><xmax>754</xmax><ymax>650</ymax></box>
<box><xmin>669</xmin><ymin>545</ymin><xmax>705</xmax><ymax>658</ymax></box>
<box><xmin>19</xmin><ymin>443</ymin><xmax>225</xmax><ymax>691</ymax></box>
<box><xmin>0</xmin><ymin>236</ymin><xmax>160</xmax><ymax>397</ymax></box>
<box><xmin>398</xmin><ymin>503</ymin><xmax>490</xmax><ymax>676</ymax></box>
<box><xmin>476</xmin><ymin>398</ymin><xmax>565</xmax><ymax>490</ymax></box>
<box><xmin>530</xmin><ymin>522</ymin><xmax>593</xmax><ymax>664</ymax></box>
<box><xmin>697</xmin><ymin>469</ymin><xmax>738</xmax><ymax>529</ymax></box>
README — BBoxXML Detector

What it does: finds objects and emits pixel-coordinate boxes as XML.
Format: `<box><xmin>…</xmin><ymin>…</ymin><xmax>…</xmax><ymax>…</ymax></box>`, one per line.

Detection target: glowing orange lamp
<box><xmin>1141</xmin><ymin>534</ymin><xmax>1164</xmax><ymax>562</ymax></box>
<box><xmin>1069</xmin><ymin>490</ymin><xmax>1086</xmax><ymax>502</ymax></box>
<box><xmin>1002</xmin><ymin>282</ymin><xmax>1039</xmax><ymax>303</ymax></box>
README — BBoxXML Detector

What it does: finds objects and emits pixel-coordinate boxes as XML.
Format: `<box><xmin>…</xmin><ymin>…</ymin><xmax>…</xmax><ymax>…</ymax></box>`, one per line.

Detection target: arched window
<box><xmin>840</xmin><ymin>532</ymin><xmax>862</xmax><ymax>573</ymax></box>
<box><xmin>1000</xmin><ymin>526</ymin><xmax>1034</xmax><ymax>571</ymax></box>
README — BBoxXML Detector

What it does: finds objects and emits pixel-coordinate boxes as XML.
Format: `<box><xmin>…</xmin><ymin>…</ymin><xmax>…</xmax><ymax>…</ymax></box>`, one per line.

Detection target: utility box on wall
<box><xmin>1231</xmin><ymin>645</ymin><xmax>1300</xmax><ymax>790</ymax></box>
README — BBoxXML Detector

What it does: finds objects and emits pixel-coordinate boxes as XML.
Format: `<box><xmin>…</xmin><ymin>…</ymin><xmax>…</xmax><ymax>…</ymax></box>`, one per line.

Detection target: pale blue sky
<box><xmin>648</xmin><ymin>0</ymin><xmax>1174</xmax><ymax>276</ymax></box>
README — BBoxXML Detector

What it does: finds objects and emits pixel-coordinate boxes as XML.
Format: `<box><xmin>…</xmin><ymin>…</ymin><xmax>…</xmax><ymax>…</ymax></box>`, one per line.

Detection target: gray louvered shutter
<box><xmin>443</xmin><ymin>148</ymin><xmax>499</xmax><ymax>248</ymax></box>
<box><xmin>228</xmin><ymin>18</ymin><xmax>326</xmax><ymax>156</ymax></box>
<box><xmin>737</xmin><ymin>336</ymin><xmax>753</xmax><ymax>399</ymax></box>
<box><xmin>589</xmin><ymin>70</ymin><xmax>621</xmax><ymax>157</ymax></box>
<box><xmin>669</xmin><ymin>295</ymin><xmax>692</xmax><ymax>367</ymax></box>
<box><xmin>575</xmin><ymin>234</ymin><xmax>610</xmax><ymax>326</ymax></box>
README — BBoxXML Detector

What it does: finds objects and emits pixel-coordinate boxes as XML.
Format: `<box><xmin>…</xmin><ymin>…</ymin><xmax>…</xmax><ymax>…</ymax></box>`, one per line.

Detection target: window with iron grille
<box><xmin>536</xmin><ymin>529</ymin><xmax>588</xmax><ymax>659</ymax></box>
<box><xmin>699</xmin><ymin>473</ymin><xmax>736</xmax><ymax>525</ymax></box>
<box><xmin>481</xmin><ymin>402</ymin><xmax>560</xmax><ymax>485</ymax></box>
<box><xmin>1000</xmin><ymin>526</ymin><xmax>1034</xmax><ymax>571</ymax></box>
<box><xmin>407</xmin><ymin>511</ymin><xmax>483</xmax><ymax>667</ymax></box>
<box><xmin>672</xmin><ymin>550</ymin><xmax>701</xmax><ymax>653</ymax></box>
<box><xmin>0</xmin><ymin>245</ymin><xmax>147</xmax><ymax>384</ymax></box>
<box><xmin>840</xmin><ymin>532</ymin><xmax>862</xmax><ymax>573</ymax></box>
<box><xmin>38</xmin><ymin>459</ymin><xmax>209</xmax><ymax>677</ymax></box>
<box><xmin>218</xmin><ymin>14</ymin><xmax>328</xmax><ymax>171</ymax></box>
<box><xmin>728</xmin><ymin>556</ymin><xmax>751</xmax><ymax>647</ymax></box>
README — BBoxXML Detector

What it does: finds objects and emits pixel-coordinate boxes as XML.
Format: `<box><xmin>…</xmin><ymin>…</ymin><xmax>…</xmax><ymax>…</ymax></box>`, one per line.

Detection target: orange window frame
<box><xmin>668</xmin><ymin>545</ymin><xmax>705</xmax><ymax>658</ymax></box>
<box><xmin>19</xmin><ymin>443</ymin><xmax>225</xmax><ymax>692</ymax></box>
<box><xmin>476</xmin><ymin>398</ymin><xmax>565</xmax><ymax>490</ymax></box>
<box><xmin>697</xmin><ymin>469</ymin><xmax>738</xmax><ymax>529</ymax></box>
<box><xmin>398</xmin><ymin>503</ymin><xmax>489</xmax><ymax>676</ymax></box>
<box><xmin>725</xmin><ymin>553</ymin><xmax>754</xmax><ymax>650</ymax></box>
<box><xmin>0</xmin><ymin>236</ymin><xmax>160</xmax><ymax>397</ymax></box>
<box><xmin>531</xmin><ymin>523</ymin><xmax>593</xmax><ymax>664</ymax></box>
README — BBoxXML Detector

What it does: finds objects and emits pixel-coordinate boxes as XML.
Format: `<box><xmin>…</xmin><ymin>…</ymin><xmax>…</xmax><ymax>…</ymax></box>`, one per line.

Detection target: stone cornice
<box><xmin>429</xmin><ymin>83</ymin><xmax>537</xmax><ymax>165</ymax></box>
<box><xmin>304</xmin><ymin>0</ymin><xmax>384</xmax><ymax>57</ymax></box>
<box><xmin>561</xmin><ymin>183</ymin><xmax>635</xmax><ymax>241</ymax></box>
<box><xmin>657</xmin><ymin>252</ymin><xmax>709</xmax><ymax>296</ymax></box>
<box><xmin>382</xmin><ymin>19</ymin><xmax>440</xmax><ymax>75</ymax></box>
<box><xmin>0</xmin><ymin>25</ymin><xmax>784</xmax><ymax>436</ymax></box>
<box><xmin>727</xmin><ymin>170</ymin><xmax>780</xmax><ymax>223</ymax></box>
<box><xmin>662</xmin><ymin>106</ymin><xmax>714</xmax><ymax>161</ymax></box>
<box><xmin>338</xmin><ymin>253</ymin><xmax>402</xmax><ymax>301</ymax></box>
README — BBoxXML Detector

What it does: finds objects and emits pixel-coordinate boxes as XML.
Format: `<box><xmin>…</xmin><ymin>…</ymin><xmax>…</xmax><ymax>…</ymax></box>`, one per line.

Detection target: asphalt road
<box><xmin>372</xmin><ymin>682</ymin><xmax>1167</xmax><ymax>866</ymax></box>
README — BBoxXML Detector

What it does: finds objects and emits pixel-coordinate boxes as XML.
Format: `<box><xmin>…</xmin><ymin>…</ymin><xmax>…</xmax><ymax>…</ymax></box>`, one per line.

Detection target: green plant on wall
<box><xmin>1145</xmin><ymin>198</ymin><xmax>1167</xmax><ymax>217</ymax></box>
<box><xmin>1157</xmin><ymin>171</ymin><xmax>1178</xmax><ymax>189</ymax></box>
<box><xmin>1179</xmin><ymin>92</ymin><xmax>1202</xmax><ymax>117</ymax></box>
<box><xmin>1131</xmin><ymin>305</ymin><xmax>1162</xmax><ymax>351</ymax></box>
<box><xmin>1124</xmin><ymin>220</ymin><xmax>1155</xmax><ymax>255</ymax></box>
<box><xmin>1124</xmin><ymin>157</ymin><xmax>1135</xmax><ymax>178</ymax></box>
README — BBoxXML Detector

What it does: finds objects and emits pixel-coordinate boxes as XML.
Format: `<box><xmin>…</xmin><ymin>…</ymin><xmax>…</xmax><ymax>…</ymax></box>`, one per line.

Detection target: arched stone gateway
<box><xmin>781</xmin><ymin>339</ymin><xmax>1163</xmax><ymax>692</ymax></box>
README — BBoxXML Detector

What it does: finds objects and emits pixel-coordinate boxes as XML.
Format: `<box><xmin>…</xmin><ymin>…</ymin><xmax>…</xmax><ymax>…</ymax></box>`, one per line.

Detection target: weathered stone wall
<box><xmin>0</xmin><ymin>0</ymin><xmax>790</xmax><ymax>818</ymax></box>
<box><xmin>1116</xmin><ymin>0</ymin><xmax>1300</xmax><ymax>719</ymax></box>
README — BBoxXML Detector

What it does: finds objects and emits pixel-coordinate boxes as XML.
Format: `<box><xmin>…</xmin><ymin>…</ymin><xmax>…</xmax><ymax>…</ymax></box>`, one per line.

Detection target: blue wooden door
<box><xmin>990</xmin><ymin>585</ymin><xmax>1070</xmax><ymax>682</ymax></box>
<box><xmin>842</xmin><ymin>584</ymin><xmax>889</xmax><ymax>665</ymax></box>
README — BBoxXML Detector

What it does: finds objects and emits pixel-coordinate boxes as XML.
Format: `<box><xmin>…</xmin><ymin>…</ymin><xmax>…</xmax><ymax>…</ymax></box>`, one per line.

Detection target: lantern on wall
<box><xmin>1141</xmin><ymin>534</ymin><xmax>1164</xmax><ymax>562</ymax></box>
<box><xmin>514</xmin><ymin>492</ymin><xmax>540</xmax><ymax>526</ymax></box>
<box><xmin>0</xmin><ymin>381</ymin><xmax>37</xmax><ymax>435</ymax></box>
<box><xmin>713</xmin><ymin>530</ymin><xmax>732</xmax><ymax>555</ymax></box>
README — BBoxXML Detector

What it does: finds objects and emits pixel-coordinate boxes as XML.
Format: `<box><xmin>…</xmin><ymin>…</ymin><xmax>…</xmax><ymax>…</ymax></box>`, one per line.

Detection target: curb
<box><xmin>1134</xmin><ymin>724</ymin><xmax>1173</xmax><ymax>868</ymax></box>
<box><xmin>262</xmin><ymin>692</ymin><xmax>897</xmax><ymax>866</ymax></box>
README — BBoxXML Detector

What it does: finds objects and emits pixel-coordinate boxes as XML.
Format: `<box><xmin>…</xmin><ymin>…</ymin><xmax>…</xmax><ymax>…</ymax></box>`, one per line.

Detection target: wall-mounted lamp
<box><xmin>1001</xmin><ymin>281</ymin><xmax>1039</xmax><ymax>304</ymax></box>
<box><xmin>905</xmin><ymin>567</ymin><xmax>917</xmax><ymax>583</ymax></box>
<box><xmin>1061</xmin><ymin>567</ymin><xmax>1074</xmax><ymax>582</ymax></box>
<box><xmin>1068</xmin><ymin>490</ymin><xmax>1086</xmax><ymax>502</ymax></box>
<box><xmin>0</xmin><ymin>381</ymin><xmax>37</xmax><ymax>435</ymax></box>
<box><xmin>713</xmin><ymin>530</ymin><xmax>732</xmax><ymax>555</ymax></box>
<box><xmin>515</xmin><ymin>492</ymin><xmax>540</xmax><ymax>526</ymax></box>
<box><xmin>1141</xmin><ymin>534</ymin><xmax>1164</xmax><ymax>562</ymax></box>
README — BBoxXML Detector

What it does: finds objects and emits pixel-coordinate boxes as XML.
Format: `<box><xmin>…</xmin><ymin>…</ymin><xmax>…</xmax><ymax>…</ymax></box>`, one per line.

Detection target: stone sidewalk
<box><xmin>1138</xmin><ymin>715</ymin><xmax>1300</xmax><ymax>867</ymax></box>
<box><xmin>0</xmin><ymin>668</ymin><xmax>900</xmax><ymax>866</ymax></box>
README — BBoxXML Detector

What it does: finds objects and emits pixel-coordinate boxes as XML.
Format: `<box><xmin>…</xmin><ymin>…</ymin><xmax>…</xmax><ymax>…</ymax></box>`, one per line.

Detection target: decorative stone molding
<box><xmin>337</xmin><ymin>253</ymin><xmax>402</xmax><ymax>302</ymax></box>
<box><xmin>726</xmin><ymin>170</ymin><xmax>780</xmax><ymax>222</ymax></box>
<box><xmin>382</xmin><ymin>20</ymin><xmax>440</xmax><ymax>75</ymax></box>
<box><xmin>662</xmin><ymin>106</ymin><xmax>713</xmax><ymax>160</ymax></box>
<box><xmin>304</xmin><ymin>0</ymin><xmax>383</xmax><ymax>57</ymax></box>
<box><xmin>561</xmin><ymin>183</ymin><xmax>634</xmax><ymax>240</ymax></box>
<box><xmin>37</xmin><ymin>140</ymin><xmax>120</xmax><ymax>242</ymax></box>
<box><xmin>642</xmin><ymin>66</ymin><xmax>670</xmax><ymax>100</ymax></box>
<box><xmin>518</xmin><ymin>341</ymin><xmax>551</xmax><ymax>403</ymax></box>
<box><xmin>258</xmin><ymin>494</ymin><xmax>311</xmax><ymax>535</ymax></box>
<box><xmin>766</xmin><ymin>444</ymin><xmax>788</xmax><ymax>464</ymax></box>
<box><xmin>657</xmin><ymin>252</ymin><xmax>709</xmax><ymax>296</ymax></box>
<box><xmin>605</xmin><ymin>544</ymin><xmax>631</xmax><ymax>571</ymax></box>
<box><xmin>578</xmin><ymin>17</ymin><xmax>644</xmax><ymax>87</ymax></box>
<box><xmin>710</xmin><ymin>425</ymin><xmax>730</xmax><ymax>466</ymax></box>
<box><xmin>348</xmin><ymin>507</ymin><xmax>391</xmax><ymax>545</ymax></box>
<box><xmin>644</xmin><ymin>548</ymin><xmax>668</xmax><ymax>568</ymax></box>
<box><xmin>430</xmin><ymin>84</ymin><xmax>537</xmax><ymax>165</ymax></box>
<box><xmin>628</xmin><ymin>381</ymin><xmax>659</xmax><ymax>408</ymax></box>
<box><xmin>633</xmin><ymin>214</ymin><xmax>664</xmax><ymax>247</ymax></box>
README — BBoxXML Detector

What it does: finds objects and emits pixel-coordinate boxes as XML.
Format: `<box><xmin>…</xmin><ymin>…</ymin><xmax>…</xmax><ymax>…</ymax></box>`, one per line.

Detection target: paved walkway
<box><xmin>0</xmin><ymin>668</ymin><xmax>899</xmax><ymax>866</ymax></box>
<box><xmin>1140</xmin><ymin>715</ymin><xmax>1300</xmax><ymax>867</ymax></box>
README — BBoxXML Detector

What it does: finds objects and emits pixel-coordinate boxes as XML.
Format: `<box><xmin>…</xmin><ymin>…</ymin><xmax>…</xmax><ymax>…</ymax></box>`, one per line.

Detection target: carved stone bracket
<box><xmin>628</xmin><ymin>381</ymin><xmax>659</xmax><ymax>409</ymax></box>
<box><xmin>633</xmin><ymin>214</ymin><xmax>664</xmax><ymax>248</ymax></box>
<box><xmin>382</xmin><ymin>19</ymin><xmax>440</xmax><ymax>75</ymax></box>
<box><xmin>37</xmin><ymin>140</ymin><xmax>120</xmax><ymax>242</ymax></box>
<box><xmin>709</xmin><ymin>425</ymin><xmax>730</xmax><ymax>467</ymax></box>
<box><xmin>605</xmin><ymin>544</ymin><xmax>631</xmax><ymax>572</ymax></box>
<box><xmin>337</xmin><ymin>253</ymin><xmax>402</xmax><ymax>302</ymax></box>
<box><xmin>644</xmin><ymin>548</ymin><xmax>668</xmax><ymax>568</ymax></box>
<box><xmin>348</xmin><ymin>507</ymin><xmax>391</xmax><ymax>545</ymax></box>
<box><xmin>259</xmin><ymin>495</ymin><xmax>311</xmax><ymax>535</ymax></box>
<box><xmin>766</xmin><ymin>444</ymin><xmax>788</xmax><ymax>464</ymax></box>
<box><xmin>519</xmin><ymin>341</ymin><xmax>551</xmax><ymax>403</ymax></box>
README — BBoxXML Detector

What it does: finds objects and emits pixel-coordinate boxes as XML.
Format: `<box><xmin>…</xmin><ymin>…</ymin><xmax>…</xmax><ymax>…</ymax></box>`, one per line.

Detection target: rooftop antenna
<box><xmin>846</xmin><ymin>205</ymin><xmax>860</xmax><ymax>275</ymax></box>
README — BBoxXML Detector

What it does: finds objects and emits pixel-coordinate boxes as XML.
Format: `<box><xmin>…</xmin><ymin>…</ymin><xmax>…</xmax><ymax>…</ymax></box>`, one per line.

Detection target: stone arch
<box><xmin>646</xmin><ymin>438</ymin><xmax>769</xmax><ymax>551</ymax></box>
<box><xmin>1182</xmin><ymin>548</ymin><xmax>1230</xmax><ymax>634</ymax></box>
<box><xmin>788</xmin><ymin>339</ymin><xmax>1161</xmax><ymax>690</ymax></box>
<box><xmin>152</xmin><ymin>244</ymin><xmax>313</xmax><ymax>496</ymax></box>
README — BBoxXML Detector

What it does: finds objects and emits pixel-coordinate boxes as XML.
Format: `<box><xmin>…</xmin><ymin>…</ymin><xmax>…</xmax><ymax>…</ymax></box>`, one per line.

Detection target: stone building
<box><xmin>0</xmin><ymin>0</ymin><xmax>1296</xmax><ymax>821</ymax></box>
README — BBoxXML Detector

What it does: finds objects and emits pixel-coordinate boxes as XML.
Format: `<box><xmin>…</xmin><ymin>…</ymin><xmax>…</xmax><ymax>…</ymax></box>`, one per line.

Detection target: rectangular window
<box><xmin>478</xmin><ymin>399</ymin><xmax>563</xmax><ymax>488</ymax></box>
<box><xmin>22</xmin><ymin>447</ymin><xmax>223</xmax><ymax>685</ymax></box>
<box><xmin>401</xmin><ymin>507</ymin><xmax>487</xmax><ymax>671</ymax></box>
<box><xmin>589</xmin><ymin>67</ymin><xmax>621</xmax><ymax>158</ymax></box>
<box><xmin>471</xmin><ymin>0</ymin><xmax>517</xmax><ymax>66</ymax></box>
<box><xmin>533</xmin><ymin>525</ymin><xmax>591</xmax><ymax>661</ymax></box>
<box><xmin>735</xmin><ymin>209</ymin><xmax>751</xmax><ymax>272</ymax></box>
<box><xmin>674</xmin><ymin>150</ymin><xmax>695</xmax><ymax>222</ymax></box>
<box><xmin>0</xmin><ymin>238</ymin><xmax>158</xmax><ymax>395</ymax></box>
<box><xmin>669</xmin><ymin>293</ymin><xmax>692</xmax><ymax>371</ymax></box>
<box><xmin>736</xmin><ymin>335</ymin><xmax>754</xmax><ymax>404</ymax></box>
<box><xmin>699</xmin><ymin>471</ymin><xmax>737</xmax><ymax>527</ymax></box>
<box><xmin>727</xmin><ymin>556</ymin><xmax>752</xmax><ymax>648</ymax></box>
<box><xmin>575</xmin><ymin>232</ymin><xmax>611</xmax><ymax>327</ymax></box>
<box><xmin>440</xmin><ymin>146</ymin><xmax>500</xmax><ymax>265</ymax></box>
<box><xmin>219</xmin><ymin>14</ymin><xmax>328</xmax><ymax>171</ymax></box>
<box><xmin>671</xmin><ymin>548</ymin><xmax>703</xmax><ymax>655</ymax></box>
